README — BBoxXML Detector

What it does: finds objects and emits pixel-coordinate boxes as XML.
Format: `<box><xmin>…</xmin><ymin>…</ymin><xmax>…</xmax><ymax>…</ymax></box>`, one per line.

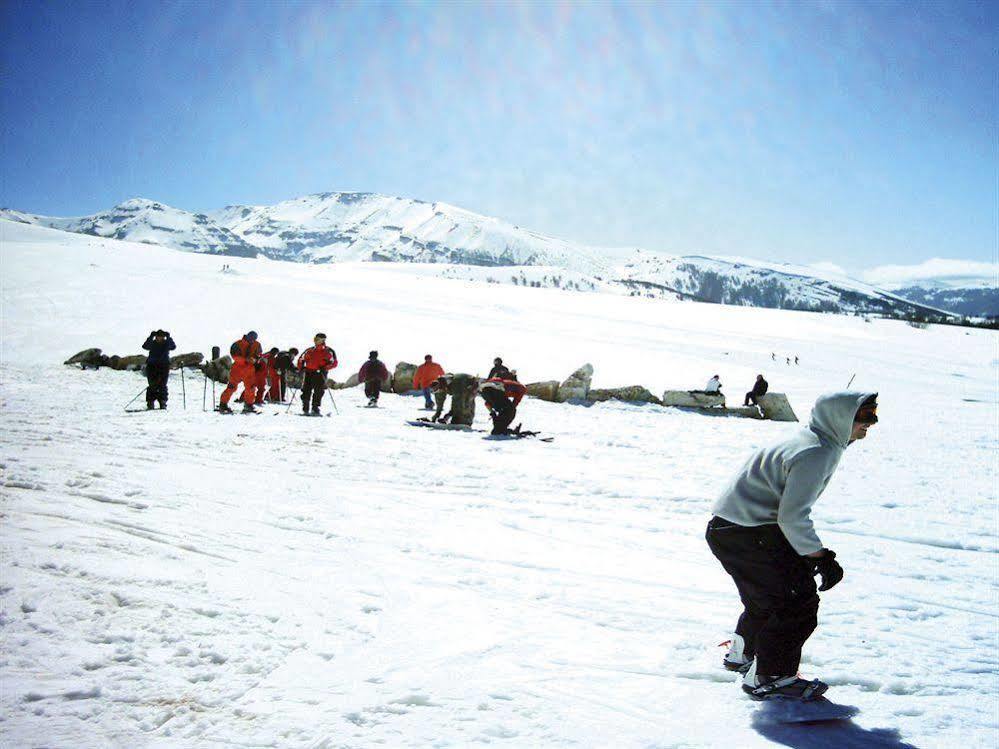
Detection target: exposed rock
<box><xmin>662</xmin><ymin>390</ymin><xmax>726</xmax><ymax>409</ymax></box>
<box><xmin>202</xmin><ymin>356</ymin><xmax>232</xmax><ymax>383</ymax></box>
<box><xmin>331</xmin><ymin>373</ymin><xmax>359</xmax><ymax>390</ymax></box>
<box><xmin>112</xmin><ymin>354</ymin><xmax>147</xmax><ymax>371</ymax></box>
<box><xmin>555</xmin><ymin>363</ymin><xmax>593</xmax><ymax>402</ymax></box>
<box><xmin>169</xmin><ymin>352</ymin><xmax>204</xmax><ymax>370</ymax></box>
<box><xmin>392</xmin><ymin>362</ymin><xmax>418</xmax><ymax>394</ymax></box>
<box><xmin>757</xmin><ymin>393</ymin><xmax>798</xmax><ymax>422</ymax></box>
<box><xmin>65</xmin><ymin>348</ymin><xmax>103</xmax><ymax>367</ymax></box>
<box><xmin>525</xmin><ymin>380</ymin><xmax>560</xmax><ymax>402</ymax></box>
<box><xmin>448</xmin><ymin>373</ymin><xmax>478</xmax><ymax>426</ymax></box>
<box><xmin>587</xmin><ymin>386</ymin><xmax>660</xmax><ymax>404</ymax></box>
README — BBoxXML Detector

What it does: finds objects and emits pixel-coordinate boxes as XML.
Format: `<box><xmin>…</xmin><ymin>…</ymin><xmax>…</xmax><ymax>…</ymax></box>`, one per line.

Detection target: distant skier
<box><xmin>274</xmin><ymin>347</ymin><xmax>300</xmax><ymax>401</ymax></box>
<box><xmin>297</xmin><ymin>333</ymin><xmax>337</xmax><ymax>415</ymax></box>
<box><xmin>705</xmin><ymin>392</ymin><xmax>878</xmax><ymax>701</ymax></box>
<box><xmin>218</xmin><ymin>331</ymin><xmax>262</xmax><ymax>414</ymax></box>
<box><xmin>704</xmin><ymin>374</ymin><xmax>722</xmax><ymax>394</ymax></box>
<box><xmin>479</xmin><ymin>377</ymin><xmax>527</xmax><ymax>435</ymax></box>
<box><xmin>413</xmin><ymin>355</ymin><xmax>445</xmax><ymax>410</ymax></box>
<box><xmin>786</xmin><ymin>357</ymin><xmax>791</xmax><ymax>366</ymax></box>
<box><xmin>743</xmin><ymin>375</ymin><xmax>768</xmax><ymax>406</ymax></box>
<box><xmin>358</xmin><ymin>351</ymin><xmax>389</xmax><ymax>407</ymax></box>
<box><xmin>141</xmin><ymin>330</ymin><xmax>176</xmax><ymax>409</ymax></box>
<box><xmin>771</xmin><ymin>353</ymin><xmax>776</xmax><ymax>361</ymax></box>
<box><xmin>795</xmin><ymin>356</ymin><xmax>800</xmax><ymax>365</ymax></box>
<box><xmin>488</xmin><ymin>357</ymin><xmax>512</xmax><ymax>380</ymax></box>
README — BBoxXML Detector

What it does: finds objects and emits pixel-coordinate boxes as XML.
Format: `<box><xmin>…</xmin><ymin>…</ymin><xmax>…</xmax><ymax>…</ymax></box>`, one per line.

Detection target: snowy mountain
<box><xmin>0</xmin><ymin>199</ymin><xmax>258</xmax><ymax>257</ymax></box>
<box><xmin>859</xmin><ymin>259</ymin><xmax>998</xmax><ymax>318</ymax></box>
<box><xmin>0</xmin><ymin>193</ymin><xmax>968</xmax><ymax>321</ymax></box>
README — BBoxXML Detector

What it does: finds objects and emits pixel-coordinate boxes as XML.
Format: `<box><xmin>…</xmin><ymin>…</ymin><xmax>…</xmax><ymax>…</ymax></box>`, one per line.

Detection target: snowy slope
<box><xmin>1</xmin><ymin>219</ymin><xmax>995</xmax><ymax>748</ymax></box>
<box><xmin>1</xmin><ymin>199</ymin><xmax>258</xmax><ymax>257</ymax></box>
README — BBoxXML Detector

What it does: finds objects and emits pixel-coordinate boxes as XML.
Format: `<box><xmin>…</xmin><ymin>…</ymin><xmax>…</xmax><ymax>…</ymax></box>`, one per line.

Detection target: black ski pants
<box><xmin>705</xmin><ymin>517</ymin><xmax>819</xmax><ymax>677</ymax></box>
<box><xmin>301</xmin><ymin>370</ymin><xmax>327</xmax><ymax>411</ymax></box>
<box><xmin>490</xmin><ymin>401</ymin><xmax>516</xmax><ymax>435</ymax></box>
<box><xmin>364</xmin><ymin>380</ymin><xmax>381</xmax><ymax>402</ymax></box>
<box><xmin>146</xmin><ymin>362</ymin><xmax>170</xmax><ymax>407</ymax></box>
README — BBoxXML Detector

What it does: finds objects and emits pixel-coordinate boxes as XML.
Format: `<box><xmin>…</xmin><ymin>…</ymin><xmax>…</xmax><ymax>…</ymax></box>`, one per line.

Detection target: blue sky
<box><xmin>1</xmin><ymin>0</ymin><xmax>995</xmax><ymax>271</ymax></box>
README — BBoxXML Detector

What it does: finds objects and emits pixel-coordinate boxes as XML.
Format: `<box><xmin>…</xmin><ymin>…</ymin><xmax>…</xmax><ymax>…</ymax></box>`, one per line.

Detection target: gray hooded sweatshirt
<box><xmin>711</xmin><ymin>391</ymin><xmax>876</xmax><ymax>555</ymax></box>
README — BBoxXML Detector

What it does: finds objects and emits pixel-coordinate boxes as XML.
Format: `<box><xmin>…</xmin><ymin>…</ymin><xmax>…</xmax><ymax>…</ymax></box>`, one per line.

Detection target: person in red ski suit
<box><xmin>296</xmin><ymin>333</ymin><xmax>337</xmax><ymax>414</ymax></box>
<box><xmin>219</xmin><ymin>331</ymin><xmax>262</xmax><ymax>413</ymax></box>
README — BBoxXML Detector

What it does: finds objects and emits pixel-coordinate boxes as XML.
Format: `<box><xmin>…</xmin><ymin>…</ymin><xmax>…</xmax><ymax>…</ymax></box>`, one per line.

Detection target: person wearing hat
<box><xmin>141</xmin><ymin>329</ymin><xmax>176</xmax><ymax>409</ymax></box>
<box><xmin>744</xmin><ymin>374</ymin><xmax>769</xmax><ymax>406</ymax></box>
<box><xmin>358</xmin><ymin>351</ymin><xmax>389</xmax><ymax>407</ymax></box>
<box><xmin>296</xmin><ymin>333</ymin><xmax>337</xmax><ymax>415</ymax></box>
<box><xmin>413</xmin><ymin>354</ymin><xmax>446</xmax><ymax>410</ymax></box>
<box><xmin>219</xmin><ymin>331</ymin><xmax>262</xmax><ymax>413</ymax></box>
<box><xmin>705</xmin><ymin>391</ymin><xmax>878</xmax><ymax>701</ymax></box>
<box><xmin>488</xmin><ymin>357</ymin><xmax>512</xmax><ymax>380</ymax></box>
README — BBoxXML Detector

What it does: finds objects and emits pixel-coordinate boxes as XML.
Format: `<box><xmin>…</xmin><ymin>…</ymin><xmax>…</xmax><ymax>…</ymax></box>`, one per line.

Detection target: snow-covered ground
<box><xmin>1</xmin><ymin>220</ymin><xmax>996</xmax><ymax>748</ymax></box>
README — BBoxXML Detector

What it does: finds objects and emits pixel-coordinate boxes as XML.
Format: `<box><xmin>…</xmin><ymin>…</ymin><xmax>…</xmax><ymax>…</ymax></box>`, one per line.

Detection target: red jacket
<box><xmin>413</xmin><ymin>361</ymin><xmax>445</xmax><ymax>390</ymax></box>
<box><xmin>486</xmin><ymin>378</ymin><xmax>526</xmax><ymax>406</ymax></box>
<box><xmin>230</xmin><ymin>337</ymin><xmax>262</xmax><ymax>365</ymax></box>
<box><xmin>297</xmin><ymin>344</ymin><xmax>337</xmax><ymax>372</ymax></box>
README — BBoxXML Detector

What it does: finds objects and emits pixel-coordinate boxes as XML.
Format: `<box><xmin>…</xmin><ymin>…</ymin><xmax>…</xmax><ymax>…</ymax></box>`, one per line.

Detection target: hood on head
<box><xmin>809</xmin><ymin>391</ymin><xmax>878</xmax><ymax>448</ymax></box>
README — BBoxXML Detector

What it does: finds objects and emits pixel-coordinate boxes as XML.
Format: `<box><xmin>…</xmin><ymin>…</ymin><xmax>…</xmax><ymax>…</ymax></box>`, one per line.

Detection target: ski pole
<box><xmin>328</xmin><ymin>389</ymin><xmax>339</xmax><ymax>415</ymax></box>
<box><xmin>285</xmin><ymin>382</ymin><xmax>300</xmax><ymax>413</ymax></box>
<box><xmin>181</xmin><ymin>366</ymin><xmax>187</xmax><ymax>409</ymax></box>
<box><xmin>846</xmin><ymin>373</ymin><xmax>856</xmax><ymax>388</ymax></box>
<box><xmin>202</xmin><ymin>373</ymin><xmax>208</xmax><ymax>412</ymax></box>
<box><xmin>123</xmin><ymin>384</ymin><xmax>147</xmax><ymax>411</ymax></box>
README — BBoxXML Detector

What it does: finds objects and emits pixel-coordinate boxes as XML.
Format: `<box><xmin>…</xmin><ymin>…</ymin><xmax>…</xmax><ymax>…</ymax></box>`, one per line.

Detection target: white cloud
<box><xmin>860</xmin><ymin>258</ymin><xmax>998</xmax><ymax>290</ymax></box>
<box><xmin>808</xmin><ymin>261</ymin><xmax>848</xmax><ymax>278</ymax></box>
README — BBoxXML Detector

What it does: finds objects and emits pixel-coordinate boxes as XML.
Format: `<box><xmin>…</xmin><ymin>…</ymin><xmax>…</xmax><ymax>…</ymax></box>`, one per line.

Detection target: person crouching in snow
<box><xmin>296</xmin><ymin>333</ymin><xmax>337</xmax><ymax>415</ymax></box>
<box><xmin>358</xmin><ymin>351</ymin><xmax>389</xmax><ymax>406</ymax></box>
<box><xmin>413</xmin><ymin>354</ymin><xmax>445</xmax><ymax>410</ymax></box>
<box><xmin>479</xmin><ymin>378</ymin><xmax>527</xmax><ymax>435</ymax></box>
<box><xmin>705</xmin><ymin>391</ymin><xmax>878</xmax><ymax>701</ymax></box>
<box><xmin>219</xmin><ymin>331</ymin><xmax>262</xmax><ymax>413</ymax></box>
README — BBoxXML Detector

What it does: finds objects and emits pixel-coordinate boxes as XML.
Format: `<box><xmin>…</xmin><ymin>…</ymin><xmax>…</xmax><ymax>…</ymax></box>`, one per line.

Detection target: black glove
<box><xmin>811</xmin><ymin>550</ymin><xmax>843</xmax><ymax>591</ymax></box>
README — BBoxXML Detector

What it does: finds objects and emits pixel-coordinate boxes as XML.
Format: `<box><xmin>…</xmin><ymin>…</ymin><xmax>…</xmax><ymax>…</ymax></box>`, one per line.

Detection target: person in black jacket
<box><xmin>744</xmin><ymin>374</ymin><xmax>769</xmax><ymax>406</ymax></box>
<box><xmin>274</xmin><ymin>347</ymin><xmax>300</xmax><ymax>401</ymax></box>
<box><xmin>488</xmin><ymin>357</ymin><xmax>512</xmax><ymax>380</ymax></box>
<box><xmin>142</xmin><ymin>330</ymin><xmax>176</xmax><ymax>409</ymax></box>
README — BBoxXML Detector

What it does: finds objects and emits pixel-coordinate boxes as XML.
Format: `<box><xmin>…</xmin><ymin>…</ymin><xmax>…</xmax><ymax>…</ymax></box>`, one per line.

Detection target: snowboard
<box><xmin>483</xmin><ymin>432</ymin><xmax>554</xmax><ymax>442</ymax></box>
<box><xmin>407</xmin><ymin>419</ymin><xmax>474</xmax><ymax>432</ymax></box>
<box><xmin>755</xmin><ymin>696</ymin><xmax>858</xmax><ymax>724</ymax></box>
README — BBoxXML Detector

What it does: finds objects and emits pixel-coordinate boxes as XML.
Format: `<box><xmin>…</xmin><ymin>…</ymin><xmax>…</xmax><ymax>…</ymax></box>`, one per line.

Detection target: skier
<box><xmin>255</xmin><ymin>347</ymin><xmax>279</xmax><ymax>405</ymax></box>
<box><xmin>705</xmin><ymin>392</ymin><xmax>878</xmax><ymax>701</ymax></box>
<box><xmin>296</xmin><ymin>333</ymin><xmax>337</xmax><ymax>415</ymax></box>
<box><xmin>479</xmin><ymin>377</ymin><xmax>527</xmax><ymax>435</ymax></box>
<box><xmin>141</xmin><ymin>329</ymin><xmax>176</xmax><ymax>409</ymax></box>
<box><xmin>358</xmin><ymin>351</ymin><xmax>389</xmax><ymax>407</ymax></box>
<box><xmin>274</xmin><ymin>347</ymin><xmax>300</xmax><ymax>401</ymax></box>
<box><xmin>795</xmin><ymin>356</ymin><xmax>800</xmax><ymax>366</ymax></box>
<box><xmin>743</xmin><ymin>374</ymin><xmax>769</xmax><ymax>406</ymax></box>
<box><xmin>218</xmin><ymin>331</ymin><xmax>262</xmax><ymax>413</ymax></box>
<box><xmin>413</xmin><ymin>354</ymin><xmax>445</xmax><ymax>410</ymax></box>
<box><xmin>705</xmin><ymin>374</ymin><xmax>722</xmax><ymax>394</ymax></box>
<box><xmin>488</xmin><ymin>357</ymin><xmax>512</xmax><ymax>380</ymax></box>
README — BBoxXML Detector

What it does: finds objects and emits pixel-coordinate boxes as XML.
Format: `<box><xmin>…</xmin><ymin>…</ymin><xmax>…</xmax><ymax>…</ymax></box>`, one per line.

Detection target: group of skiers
<box><xmin>139</xmin><ymin>329</ymin><xmax>881</xmax><ymax>703</ymax></box>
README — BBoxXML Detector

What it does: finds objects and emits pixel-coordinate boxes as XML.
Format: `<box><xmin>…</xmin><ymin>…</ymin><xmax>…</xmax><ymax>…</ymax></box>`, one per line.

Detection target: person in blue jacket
<box><xmin>142</xmin><ymin>330</ymin><xmax>176</xmax><ymax>409</ymax></box>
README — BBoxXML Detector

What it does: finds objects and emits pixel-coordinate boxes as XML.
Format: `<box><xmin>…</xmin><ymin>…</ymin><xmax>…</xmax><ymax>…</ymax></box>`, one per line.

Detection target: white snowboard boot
<box><xmin>720</xmin><ymin>634</ymin><xmax>752</xmax><ymax>673</ymax></box>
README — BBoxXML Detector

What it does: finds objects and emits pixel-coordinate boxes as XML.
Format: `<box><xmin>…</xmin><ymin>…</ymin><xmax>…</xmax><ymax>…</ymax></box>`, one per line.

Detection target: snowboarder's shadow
<box><xmin>752</xmin><ymin>701</ymin><xmax>920</xmax><ymax>749</ymax></box>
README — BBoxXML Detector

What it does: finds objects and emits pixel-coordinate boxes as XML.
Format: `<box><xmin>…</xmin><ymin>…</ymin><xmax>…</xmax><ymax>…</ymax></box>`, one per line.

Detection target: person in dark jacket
<box><xmin>358</xmin><ymin>351</ymin><xmax>389</xmax><ymax>406</ymax></box>
<box><xmin>744</xmin><ymin>374</ymin><xmax>769</xmax><ymax>406</ymax></box>
<box><xmin>297</xmin><ymin>334</ymin><xmax>337</xmax><ymax>415</ymax></box>
<box><xmin>488</xmin><ymin>357</ymin><xmax>512</xmax><ymax>380</ymax></box>
<box><xmin>274</xmin><ymin>347</ymin><xmax>300</xmax><ymax>401</ymax></box>
<box><xmin>479</xmin><ymin>378</ymin><xmax>527</xmax><ymax>435</ymax></box>
<box><xmin>142</xmin><ymin>330</ymin><xmax>176</xmax><ymax>409</ymax></box>
<box><xmin>430</xmin><ymin>374</ymin><xmax>452</xmax><ymax>422</ymax></box>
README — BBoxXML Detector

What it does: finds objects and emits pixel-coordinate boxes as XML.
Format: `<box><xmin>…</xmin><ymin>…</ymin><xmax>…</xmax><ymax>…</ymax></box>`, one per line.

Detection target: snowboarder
<box><xmin>274</xmin><ymin>347</ymin><xmax>300</xmax><ymax>401</ymax></box>
<box><xmin>358</xmin><ymin>351</ymin><xmax>389</xmax><ymax>406</ymax></box>
<box><xmin>430</xmin><ymin>374</ymin><xmax>453</xmax><ymax>422</ymax></box>
<box><xmin>743</xmin><ymin>375</ymin><xmax>768</xmax><ymax>406</ymax></box>
<box><xmin>705</xmin><ymin>392</ymin><xmax>878</xmax><ymax>701</ymax></box>
<box><xmin>488</xmin><ymin>357</ymin><xmax>512</xmax><ymax>380</ymax></box>
<box><xmin>141</xmin><ymin>330</ymin><xmax>176</xmax><ymax>409</ymax></box>
<box><xmin>296</xmin><ymin>333</ymin><xmax>337</xmax><ymax>415</ymax></box>
<box><xmin>479</xmin><ymin>377</ymin><xmax>527</xmax><ymax>435</ymax></box>
<box><xmin>704</xmin><ymin>374</ymin><xmax>722</xmax><ymax>394</ymax></box>
<box><xmin>219</xmin><ymin>331</ymin><xmax>262</xmax><ymax>413</ymax></box>
<box><xmin>413</xmin><ymin>355</ymin><xmax>446</xmax><ymax>409</ymax></box>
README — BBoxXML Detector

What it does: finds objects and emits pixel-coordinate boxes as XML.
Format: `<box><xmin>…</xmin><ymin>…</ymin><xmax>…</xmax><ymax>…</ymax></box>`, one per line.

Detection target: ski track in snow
<box><xmin>0</xmin><ymin>221</ymin><xmax>997</xmax><ymax>748</ymax></box>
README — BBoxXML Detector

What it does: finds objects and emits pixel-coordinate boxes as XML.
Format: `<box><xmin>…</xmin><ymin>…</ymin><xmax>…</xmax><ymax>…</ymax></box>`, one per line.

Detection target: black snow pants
<box><xmin>489</xmin><ymin>401</ymin><xmax>516</xmax><ymax>435</ymax></box>
<box><xmin>146</xmin><ymin>362</ymin><xmax>170</xmax><ymax>407</ymax></box>
<box><xmin>364</xmin><ymin>379</ymin><xmax>381</xmax><ymax>402</ymax></box>
<box><xmin>705</xmin><ymin>517</ymin><xmax>819</xmax><ymax>677</ymax></box>
<box><xmin>300</xmin><ymin>370</ymin><xmax>326</xmax><ymax>411</ymax></box>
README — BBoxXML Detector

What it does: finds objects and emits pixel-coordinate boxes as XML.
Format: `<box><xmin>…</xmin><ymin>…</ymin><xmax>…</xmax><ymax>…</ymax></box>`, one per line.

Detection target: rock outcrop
<box><xmin>110</xmin><ymin>354</ymin><xmax>147</xmax><ymax>371</ymax></box>
<box><xmin>525</xmin><ymin>380</ymin><xmax>560</xmax><ymax>402</ymax></box>
<box><xmin>555</xmin><ymin>364</ymin><xmax>593</xmax><ymax>402</ymax></box>
<box><xmin>202</xmin><ymin>356</ymin><xmax>232</xmax><ymax>383</ymax></box>
<box><xmin>64</xmin><ymin>348</ymin><xmax>104</xmax><ymax>367</ymax></box>
<box><xmin>756</xmin><ymin>393</ymin><xmax>798</xmax><ymax>422</ymax></box>
<box><xmin>392</xmin><ymin>362</ymin><xmax>418</xmax><ymax>394</ymax></box>
<box><xmin>587</xmin><ymin>386</ymin><xmax>660</xmax><ymax>404</ymax></box>
<box><xmin>661</xmin><ymin>390</ymin><xmax>726</xmax><ymax>408</ymax></box>
<box><xmin>169</xmin><ymin>352</ymin><xmax>204</xmax><ymax>369</ymax></box>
